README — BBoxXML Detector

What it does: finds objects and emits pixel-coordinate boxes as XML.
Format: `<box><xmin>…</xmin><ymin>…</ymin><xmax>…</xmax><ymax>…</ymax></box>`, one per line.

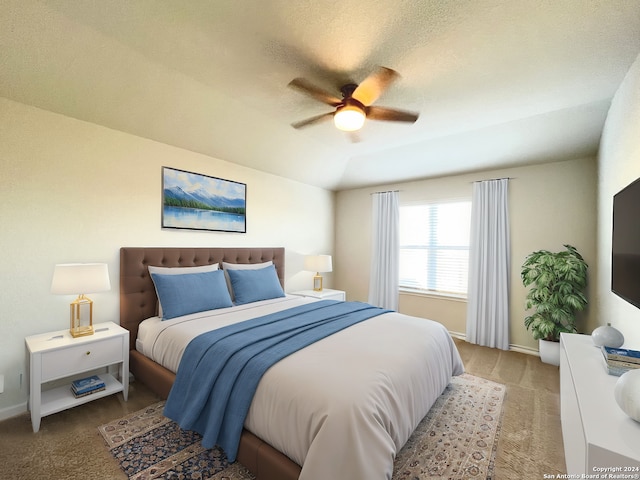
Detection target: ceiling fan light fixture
<box><xmin>333</xmin><ymin>105</ymin><xmax>366</xmax><ymax>132</ymax></box>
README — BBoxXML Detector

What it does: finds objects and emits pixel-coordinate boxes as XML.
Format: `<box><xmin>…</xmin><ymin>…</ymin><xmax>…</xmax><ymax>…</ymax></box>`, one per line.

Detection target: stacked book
<box><xmin>601</xmin><ymin>346</ymin><xmax>640</xmax><ymax>376</ymax></box>
<box><xmin>71</xmin><ymin>375</ymin><xmax>106</xmax><ymax>398</ymax></box>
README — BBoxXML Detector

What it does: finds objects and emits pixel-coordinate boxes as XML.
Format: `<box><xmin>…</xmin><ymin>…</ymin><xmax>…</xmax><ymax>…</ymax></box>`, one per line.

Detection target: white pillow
<box><xmin>222</xmin><ymin>261</ymin><xmax>272</xmax><ymax>271</ymax></box>
<box><xmin>148</xmin><ymin>264</ymin><xmax>219</xmax><ymax>275</ymax></box>
<box><xmin>148</xmin><ymin>263</ymin><xmax>219</xmax><ymax>316</ymax></box>
<box><xmin>222</xmin><ymin>261</ymin><xmax>273</xmax><ymax>300</ymax></box>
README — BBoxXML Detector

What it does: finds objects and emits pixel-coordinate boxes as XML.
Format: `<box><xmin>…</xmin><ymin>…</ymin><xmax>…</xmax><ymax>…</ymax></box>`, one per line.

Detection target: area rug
<box><xmin>99</xmin><ymin>373</ymin><xmax>505</xmax><ymax>480</ymax></box>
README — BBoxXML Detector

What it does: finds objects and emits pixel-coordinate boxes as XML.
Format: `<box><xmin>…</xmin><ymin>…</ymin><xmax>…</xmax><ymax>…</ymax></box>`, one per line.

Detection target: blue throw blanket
<box><xmin>163</xmin><ymin>300</ymin><xmax>390</xmax><ymax>461</ymax></box>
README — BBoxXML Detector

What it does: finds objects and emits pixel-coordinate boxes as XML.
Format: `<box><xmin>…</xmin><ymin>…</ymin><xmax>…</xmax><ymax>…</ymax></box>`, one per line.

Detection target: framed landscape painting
<box><xmin>162</xmin><ymin>166</ymin><xmax>246</xmax><ymax>233</ymax></box>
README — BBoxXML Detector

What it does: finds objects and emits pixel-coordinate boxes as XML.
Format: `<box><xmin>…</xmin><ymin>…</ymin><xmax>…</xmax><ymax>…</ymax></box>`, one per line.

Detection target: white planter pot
<box><xmin>539</xmin><ymin>339</ymin><xmax>560</xmax><ymax>366</ymax></box>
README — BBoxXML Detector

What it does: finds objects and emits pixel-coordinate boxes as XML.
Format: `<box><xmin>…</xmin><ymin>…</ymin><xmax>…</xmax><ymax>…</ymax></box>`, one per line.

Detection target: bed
<box><xmin>120</xmin><ymin>247</ymin><xmax>464</xmax><ymax>480</ymax></box>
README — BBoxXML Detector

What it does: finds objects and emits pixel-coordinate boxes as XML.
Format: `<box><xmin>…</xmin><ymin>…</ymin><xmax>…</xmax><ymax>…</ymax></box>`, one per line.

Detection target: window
<box><xmin>399</xmin><ymin>201</ymin><xmax>472</xmax><ymax>297</ymax></box>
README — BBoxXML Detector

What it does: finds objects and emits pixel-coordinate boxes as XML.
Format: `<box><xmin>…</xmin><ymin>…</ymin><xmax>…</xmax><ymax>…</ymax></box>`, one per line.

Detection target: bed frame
<box><xmin>119</xmin><ymin>247</ymin><xmax>301</xmax><ymax>480</ymax></box>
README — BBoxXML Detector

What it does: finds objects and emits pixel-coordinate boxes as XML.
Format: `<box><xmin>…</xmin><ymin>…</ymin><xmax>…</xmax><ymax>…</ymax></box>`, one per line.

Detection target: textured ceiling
<box><xmin>1</xmin><ymin>1</ymin><xmax>639</xmax><ymax>190</ymax></box>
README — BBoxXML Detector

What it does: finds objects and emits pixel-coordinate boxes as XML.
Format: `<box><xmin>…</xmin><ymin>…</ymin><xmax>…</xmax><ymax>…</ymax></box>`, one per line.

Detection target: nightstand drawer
<box><xmin>40</xmin><ymin>337</ymin><xmax>123</xmax><ymax>382</ymax></box>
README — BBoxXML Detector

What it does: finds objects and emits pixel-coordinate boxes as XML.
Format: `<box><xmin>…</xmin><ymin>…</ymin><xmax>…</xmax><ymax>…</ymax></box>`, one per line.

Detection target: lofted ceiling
<box><xmin>1</xmin><ymin>1</ymin><xmax>639</xmax><ymax>191</ymax></box>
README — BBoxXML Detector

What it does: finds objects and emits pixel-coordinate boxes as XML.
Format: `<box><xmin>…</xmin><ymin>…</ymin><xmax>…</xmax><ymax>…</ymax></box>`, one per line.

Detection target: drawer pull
<box><xmin>86</xmin><ymin>351</ymin><xmax>91</xmax><ymax>356</ymax></box>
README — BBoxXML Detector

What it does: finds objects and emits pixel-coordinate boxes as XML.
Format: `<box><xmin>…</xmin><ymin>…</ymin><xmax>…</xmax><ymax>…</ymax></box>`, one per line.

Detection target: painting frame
<box><xmin>161</xmin><ymin>166</ymin><xmax>247</xmax><ymax>233</ymax></box>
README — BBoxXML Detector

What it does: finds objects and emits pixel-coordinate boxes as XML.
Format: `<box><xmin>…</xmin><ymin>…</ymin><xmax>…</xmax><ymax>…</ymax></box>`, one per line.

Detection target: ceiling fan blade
<box><xmin>352</xmin><ymin>67</ymin><xmax>400</xmax><ymax>106</ymax></box>
<box><xmin>291</xmin><ymin>112</ymin><xmax>334</xmax><ymax>129</ymax></box>
<box><xmin>366</xmin><ymin>106</ymin><xmax>419</xmax><ymax>123</ymax></box>
<box><xmin>288</xmin><ymin>78</ymin><xmax>342</xmax><ymax>107</ymax></box>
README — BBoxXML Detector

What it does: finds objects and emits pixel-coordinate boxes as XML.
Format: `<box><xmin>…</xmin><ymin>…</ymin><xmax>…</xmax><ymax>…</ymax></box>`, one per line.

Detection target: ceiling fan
<box><xmin>288</xmin><ymin>66</ymin><xmax>419</xmax><ymax>133</ymax></box>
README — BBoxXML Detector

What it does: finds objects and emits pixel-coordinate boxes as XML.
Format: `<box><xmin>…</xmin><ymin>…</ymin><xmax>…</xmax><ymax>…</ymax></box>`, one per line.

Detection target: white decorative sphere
<box><xmin>614</xmin><ymin>369</ymin><xmax>640</xmax><ymax>422</ymax></box>
<box><xmin>592</xmin><ymin>323</ymin><xmax>624</xmax><ymax>348</ymax></box>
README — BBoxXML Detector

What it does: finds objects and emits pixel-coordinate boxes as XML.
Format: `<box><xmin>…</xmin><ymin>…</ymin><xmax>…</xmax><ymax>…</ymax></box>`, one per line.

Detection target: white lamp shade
<box><xmin>51</xmin><ymin>263</ymin><xmax>111</xmax><ymax>295</ymax></box>
<box><xmin>304</xmin><ymin>255</ymin><xmax>332</xmax><ymax>273</ymax></box>
<box><xmin>333</xmin><ymin>106</ymin><xmax>365</xmax><ymax>131</ymax></box>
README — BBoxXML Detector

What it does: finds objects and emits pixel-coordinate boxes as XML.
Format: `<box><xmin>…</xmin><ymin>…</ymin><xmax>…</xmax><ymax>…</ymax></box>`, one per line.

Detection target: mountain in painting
<box><xmin>164</xmin><ymin>186</ymin><xmax>245</xmax><ymax>212</ymax></box>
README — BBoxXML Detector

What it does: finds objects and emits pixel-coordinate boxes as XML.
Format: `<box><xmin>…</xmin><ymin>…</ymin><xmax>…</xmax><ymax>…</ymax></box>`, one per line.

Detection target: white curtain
<box><xmin>368</xmin><ymin>191</ymin><xmax>399</xmax><ymax>310</ymax></box>
<box><xmin>466</xmin><ymin>178</ymin><xmax>510</xmax><ymax>350</ymax></box>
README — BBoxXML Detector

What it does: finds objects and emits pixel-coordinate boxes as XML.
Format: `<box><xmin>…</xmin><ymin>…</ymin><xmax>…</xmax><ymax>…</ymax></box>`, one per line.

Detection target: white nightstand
<box><xmin>25</xmin><ymin>321</ymin><xmax>129</xmax><ymax>432</ymax></box>
<box><xmin>291</xmin><ymin>289</ymin><xmax>346</xmax><ymax>301</ymax></box>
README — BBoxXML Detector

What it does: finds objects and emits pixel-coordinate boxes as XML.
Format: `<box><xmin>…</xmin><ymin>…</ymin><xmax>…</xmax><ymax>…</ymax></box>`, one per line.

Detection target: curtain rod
<box><xmin>471</xmin><ymin>177</ymin><xmax>514</xmax><ymax>183</ymax></box>
<box><xmin>370</xmin><ymin>190</ymin><xmax>400</xmax><ymax>195</ymax></box>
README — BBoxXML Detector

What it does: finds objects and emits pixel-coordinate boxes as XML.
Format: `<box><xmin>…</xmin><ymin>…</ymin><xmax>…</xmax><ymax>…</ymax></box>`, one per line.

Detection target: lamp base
<box><xmin>70</xmin><ymin>294</ymin><xmax>94</xmax><ymax>338</ymax></box>
<box><xmin>70</xmin><ymin>325</ymin><xmax>94</xmax><ymax>338</ymax></box>
<box><xmin>313</xmin><ymin>273</ymin><xmax>323</xmax><ymax>292</ymax></box>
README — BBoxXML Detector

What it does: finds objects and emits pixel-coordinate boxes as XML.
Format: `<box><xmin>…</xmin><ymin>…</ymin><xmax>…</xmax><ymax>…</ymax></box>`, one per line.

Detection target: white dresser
<box><xmin>560</xmin><ymin>333</ymin><xmax>640</xmax><ymax>474</ymax></box>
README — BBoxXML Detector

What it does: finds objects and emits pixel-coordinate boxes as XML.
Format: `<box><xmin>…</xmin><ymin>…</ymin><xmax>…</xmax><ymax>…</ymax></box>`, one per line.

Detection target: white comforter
<box><xmin>137</xmin><ymin>295</ymin><xmax>464</xmax><ymax>480</ymax></box>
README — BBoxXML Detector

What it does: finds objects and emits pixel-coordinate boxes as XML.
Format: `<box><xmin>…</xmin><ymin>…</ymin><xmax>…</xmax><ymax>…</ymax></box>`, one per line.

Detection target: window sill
<box><xmin>399</xmin><ymin>288</ymin><xmax>467</xmax><ymax>303</ymax></box>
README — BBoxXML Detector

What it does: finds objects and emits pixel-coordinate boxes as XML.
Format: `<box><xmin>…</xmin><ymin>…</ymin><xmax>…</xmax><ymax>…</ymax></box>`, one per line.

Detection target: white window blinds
<box><xmin>399</xmin><ymin>201</ymin><xmax>472</xmax><ymax>296</ymax></box>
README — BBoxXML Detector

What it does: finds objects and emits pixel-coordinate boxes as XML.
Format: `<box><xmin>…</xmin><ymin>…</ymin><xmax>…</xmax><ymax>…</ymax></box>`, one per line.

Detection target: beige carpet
<box><xmin>99</xmin><ymin>373</ymin><xmax>505</xmax><ymax>480</ymax></box>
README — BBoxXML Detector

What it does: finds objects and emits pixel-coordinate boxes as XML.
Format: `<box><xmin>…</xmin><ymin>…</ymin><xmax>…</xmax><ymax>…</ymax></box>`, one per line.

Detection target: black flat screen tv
<box><xmin>612</xmin><ymin>176</ymin><xmax>640</xmax><ymax>309</ymax></box>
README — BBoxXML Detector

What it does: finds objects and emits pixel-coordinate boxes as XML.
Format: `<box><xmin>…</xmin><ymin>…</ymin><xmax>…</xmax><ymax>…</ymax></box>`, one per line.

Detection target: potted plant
<box><xmin>521</xmin><ymin>244</ymin><xmax>588</xmax><ymax>365</ymax></box>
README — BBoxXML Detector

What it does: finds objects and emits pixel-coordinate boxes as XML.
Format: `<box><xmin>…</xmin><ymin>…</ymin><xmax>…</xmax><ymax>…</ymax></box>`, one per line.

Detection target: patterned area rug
<box><xmin>99</xmin><ymin>373</ymin><xmax>505</xmax><ymax>480</ymax></box>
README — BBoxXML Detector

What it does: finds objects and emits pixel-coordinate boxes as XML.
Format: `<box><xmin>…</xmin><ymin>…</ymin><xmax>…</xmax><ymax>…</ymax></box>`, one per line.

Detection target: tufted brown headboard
<box><xmin>119</xmin><ymin>247</ymin><xmax>285</xmax><ymax>350</ymax></box>
<box><xmin>119</xmin><ymin>246</ymin><xmax>300</xmax><ymax>480</ymax></box>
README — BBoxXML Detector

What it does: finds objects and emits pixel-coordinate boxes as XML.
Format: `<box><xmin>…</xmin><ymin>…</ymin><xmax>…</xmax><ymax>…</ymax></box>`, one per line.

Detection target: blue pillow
<box><xmin>150</xmin><ymin>270</ymin><xmax>232</xmax><ymax>320</ymax></box>
<box><xmin>226</xmin><ymin>265</ymin><xmax>285</xmax><ymax>305</ymax></box>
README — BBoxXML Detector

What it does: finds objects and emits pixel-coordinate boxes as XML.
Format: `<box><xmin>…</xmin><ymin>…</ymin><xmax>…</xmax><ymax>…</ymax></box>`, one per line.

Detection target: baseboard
<box><xmin>509</xmin><ymin>344</ymin><xmax>539</xmax><ymax>356</ymax></box>
<box><xmin>449</xmin><ymin>331</ymin><xmax>540</xmax><ymax>357</ymax></box>
<box><xmin>0</xmin><ymin>401</ymin><xmax>27</xmax><ymax>422</ymax></box>
<box><xmin>448</xmin><ymin>331</ymin><xmax>467</xmax><ymax>340</ymax></box>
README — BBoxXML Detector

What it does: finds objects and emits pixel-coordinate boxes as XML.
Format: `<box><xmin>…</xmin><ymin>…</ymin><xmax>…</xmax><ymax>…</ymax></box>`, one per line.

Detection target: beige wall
<box><xmin>399</xmin><ymin>293</ymin><xmax>468</xmax><ymax>337</ymax></box>
<box><xmin>335</xmin><ymin>157</ymin><xmax>598</xmax><ymax>352</ymax></box>
<box><xmin>0</xmin><ymin>97</ymin><xmax>335</xmax><ymax>415</ymax></box>
<box><xmin>597</xmin><ymin>52</ymin><xmax>640</xmax><ymax>349</ymax></box>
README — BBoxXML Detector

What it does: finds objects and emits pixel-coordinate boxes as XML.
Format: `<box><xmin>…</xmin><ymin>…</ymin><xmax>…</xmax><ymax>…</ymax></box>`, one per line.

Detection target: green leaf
<box><xmin>520</xmin><ymin>245</ymin><xmax>588</xmax><ymax>341</ymax></box>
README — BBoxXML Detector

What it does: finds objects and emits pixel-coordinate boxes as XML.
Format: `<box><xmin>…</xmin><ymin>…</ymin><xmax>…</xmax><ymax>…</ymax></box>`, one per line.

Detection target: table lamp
<box><xmin>303</xmin><ymin>255</ymin><xmax>332</xmax><ymax>291</ymax></box>
<box><xmin>51</xmin><ymin>263</ymin><xmax>111</xmax><ymax>337</ymax></box>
